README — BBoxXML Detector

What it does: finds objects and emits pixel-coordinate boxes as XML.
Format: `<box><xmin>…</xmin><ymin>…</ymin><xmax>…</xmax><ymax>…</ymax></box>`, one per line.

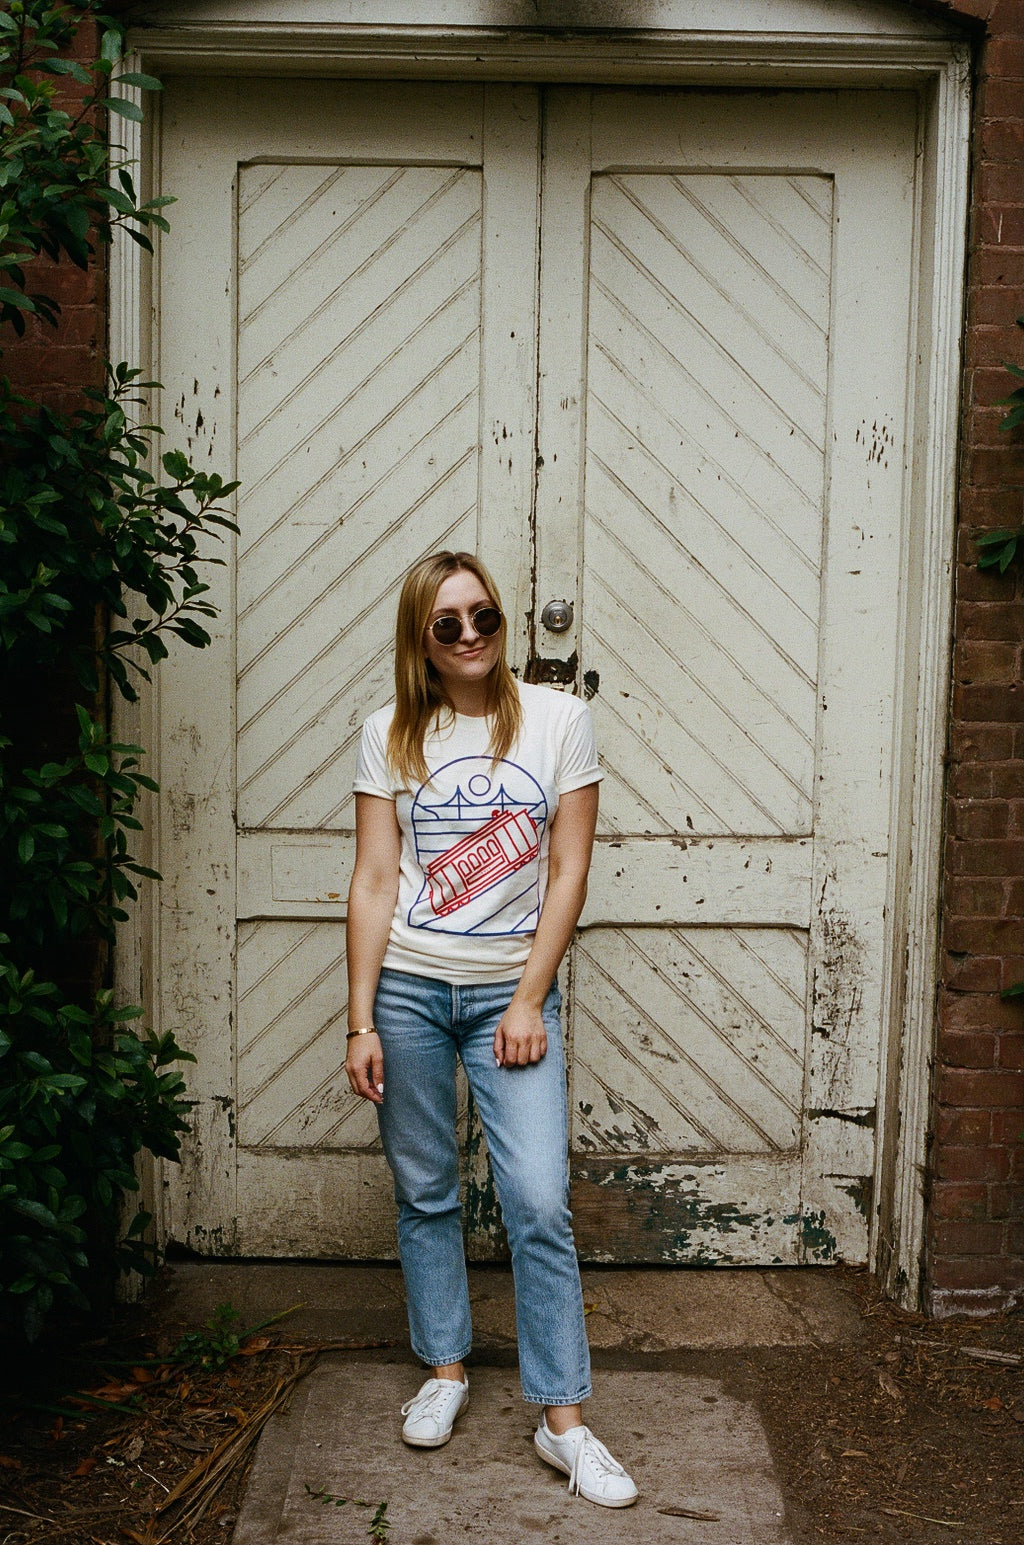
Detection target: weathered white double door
<box><xmin>158</xmin><ymin>78</ymin><xmax>916</xmax><ymax>1264</ymax></box>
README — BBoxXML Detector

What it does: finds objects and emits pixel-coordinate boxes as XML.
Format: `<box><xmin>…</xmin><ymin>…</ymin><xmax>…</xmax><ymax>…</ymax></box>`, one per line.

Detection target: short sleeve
<box><xmin>556</xmin><ymin>698</ymin><xmax>603</xmax><ymax>794</ymax></box>
<box><xmin>352</xmin><ymin>711</ymin><xmax>395</xmax><ymax>800</ymax></box>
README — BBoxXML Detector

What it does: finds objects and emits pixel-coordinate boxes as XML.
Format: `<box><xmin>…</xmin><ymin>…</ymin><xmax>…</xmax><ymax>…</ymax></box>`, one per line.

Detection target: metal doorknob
<box><xmin>541</xmin><ymin>600</ymin><xmax>574</xmax><ymax>633</ymax></box>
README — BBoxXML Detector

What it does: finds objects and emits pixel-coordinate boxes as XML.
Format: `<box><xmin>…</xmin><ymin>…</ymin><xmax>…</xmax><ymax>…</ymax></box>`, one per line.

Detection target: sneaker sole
<box><xmin>533</xmin><ymin>1435</ymin><xmax>639</xmax><ymax>1508</ymax></box>
<box><xmin>401</xmin><ymin>1395</ymin><xmax>469</xmax><ymax>1448</ymax></box>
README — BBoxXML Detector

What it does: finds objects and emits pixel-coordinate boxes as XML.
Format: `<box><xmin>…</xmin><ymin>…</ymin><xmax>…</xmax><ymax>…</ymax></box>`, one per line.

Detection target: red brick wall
<box><xmin>920</xmin><ymin>0</ymin><xmax>1024</xmax><ymax>1314</ymax></box>
<box><xmin>2</xmin><ymin>19</ymin><xmax>105</xmax><ymax>407</ymax></box>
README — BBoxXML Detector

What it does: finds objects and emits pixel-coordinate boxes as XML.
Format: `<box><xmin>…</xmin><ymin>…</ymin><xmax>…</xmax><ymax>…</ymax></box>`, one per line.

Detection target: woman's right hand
<box><xmin>345</xmin><ymin>1031</ymin><xmax>384</xmax><ymax>1104</ymax></box>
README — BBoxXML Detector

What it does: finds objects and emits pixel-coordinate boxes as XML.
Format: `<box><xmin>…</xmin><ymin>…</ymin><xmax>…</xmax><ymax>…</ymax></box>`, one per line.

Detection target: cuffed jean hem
<box><xmin>522</xmin><ymin>1384</ymin><xmax>593</xmax><ymax>1407</ymax></box>
<box><xmin>412</xmin><ymin>1343</ymin><xmax>473</xmax><ymax>1369</ymax></box>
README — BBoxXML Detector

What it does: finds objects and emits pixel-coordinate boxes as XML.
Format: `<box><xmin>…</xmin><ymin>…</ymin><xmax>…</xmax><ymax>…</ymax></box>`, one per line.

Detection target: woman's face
<box><xmin>423</xmin><ymin>569</ymin><xmax>504</xmax><ymax>698</ymax></box>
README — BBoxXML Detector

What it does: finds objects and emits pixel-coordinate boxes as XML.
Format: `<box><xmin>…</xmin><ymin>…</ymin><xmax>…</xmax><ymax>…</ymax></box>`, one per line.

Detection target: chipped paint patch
<box><xmin>808</xmin><ymin>1107</ymin><xmax>876</xmax><ymax>1129</ymax></box>
<box><xmin>784</xmin><ymin>1208</ymin><xmax>839</xmax><ymax>1262</ymax></box>
<box><xmin>837</xmin><ymin>1175</ymin><xmax>874</xmax><ymax>1219</ymax></box>
<box><xmin>575</xmin><ymin>1088</ymin><xmax>664</xmax><ymax>1153</ymax></box>
<box><xmin>526</xmin><ymin>650</ymin><xmax>578</xmax><ymax>686</ymax></box>
<box><xmin>574</xmin><ymin>1161</ymin><xmax>793</xmax><ymax>1265</ymax></box>
<box><xmin>462</xmin><ymin>1093</ymin><xmax>507</xmax><ymax>1258</ymax></box>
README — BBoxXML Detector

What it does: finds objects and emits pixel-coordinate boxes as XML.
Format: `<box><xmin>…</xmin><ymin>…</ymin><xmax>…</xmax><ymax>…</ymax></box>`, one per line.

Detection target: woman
<box><xmin>345</xmin><ymin>551</ymin><xmax>637</xmax><ymax>1509</ymax></box>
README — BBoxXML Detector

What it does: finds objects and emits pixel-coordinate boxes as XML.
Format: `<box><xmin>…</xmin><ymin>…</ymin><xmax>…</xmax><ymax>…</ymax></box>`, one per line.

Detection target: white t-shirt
<box><xmin>353</xmin><ymin>681</ymin><xmax>602</xmax><ymax>984</ymax></box>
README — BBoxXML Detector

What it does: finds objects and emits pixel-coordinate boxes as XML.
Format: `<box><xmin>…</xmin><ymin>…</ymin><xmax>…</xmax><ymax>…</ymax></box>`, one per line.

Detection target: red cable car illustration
<box><xmin>426</xmin><ymin>807</ymin><xmax>540</xmax><ymax>917</ymax></box>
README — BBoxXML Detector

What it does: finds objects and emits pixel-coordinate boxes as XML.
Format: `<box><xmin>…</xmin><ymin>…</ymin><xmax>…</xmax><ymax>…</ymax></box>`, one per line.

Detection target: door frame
<box><xmin>110</xmin><ymin>16</ymin><xmax>971</xmax><ymax>1308</ymax></box>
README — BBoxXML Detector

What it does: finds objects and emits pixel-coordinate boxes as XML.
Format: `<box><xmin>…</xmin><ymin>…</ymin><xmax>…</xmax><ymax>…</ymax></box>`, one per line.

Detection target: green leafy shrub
<box><xmin>0</xmin><ymin>2</ymin><xmax>237</xmax><ymax>1338</ymax></box>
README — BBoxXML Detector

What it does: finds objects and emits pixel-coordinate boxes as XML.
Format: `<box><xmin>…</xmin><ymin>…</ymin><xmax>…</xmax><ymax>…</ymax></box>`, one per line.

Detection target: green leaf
<box><xmin>161</xmin><ymin>449</ymin><xmax>192</xmax><ymax>481</ymax></box>
<box><xmin>115</xmin><ymin>72</ymin><xmax>163</xmax><ymax>92</ymax></box>
<box><xmin>101</xmin><ymin>28</ymin><xmax>124</xmax><ymax>64</ymax></box>
<box><xmin>101</xmin><ymin>96</ymin><xmax>145</xmax><ymax>123</ymax></box>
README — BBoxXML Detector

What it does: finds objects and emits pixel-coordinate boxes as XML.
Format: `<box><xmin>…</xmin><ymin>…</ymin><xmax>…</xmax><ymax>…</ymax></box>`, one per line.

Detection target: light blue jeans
<box><xmin>373</xmin><ymin>967</ymin><xmax>592</xmax><ymax>1406</ymax></box>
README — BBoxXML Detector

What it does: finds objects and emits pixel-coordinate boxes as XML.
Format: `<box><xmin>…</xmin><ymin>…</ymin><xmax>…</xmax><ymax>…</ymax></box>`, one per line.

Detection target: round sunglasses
<box><xmin>427</xmin><ymin>606</ymin><xmax>503</xmax><ymax>646</ymax></box>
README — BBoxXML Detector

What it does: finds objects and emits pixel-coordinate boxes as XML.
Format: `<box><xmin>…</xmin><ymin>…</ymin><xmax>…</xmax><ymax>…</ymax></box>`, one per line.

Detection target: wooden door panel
<box><xmin>236</xmin><ymin>162</ymin><xmax>484</xmax><ymax>832</ymax></box>
<box><xmin>584</xmin><ymin>169</ymin><xmax>831</xmax><ymax>842</ymax></box>
<box><xmin>572</xmin><ymin>926</ymin><xmax>806</xmax><ymax>1157</ymax></box>
<box><xmin>236</xmin><ymin>921</ymin><xmax>377</xmax><ymax>1151</ymax></box>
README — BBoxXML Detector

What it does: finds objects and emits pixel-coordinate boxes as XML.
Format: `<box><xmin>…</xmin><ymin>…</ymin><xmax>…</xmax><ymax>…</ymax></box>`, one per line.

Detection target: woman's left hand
<box><xmin>493</xmin><ymin>1001</ymin><xmax>547</xmax><ymax>1067</ymax></box>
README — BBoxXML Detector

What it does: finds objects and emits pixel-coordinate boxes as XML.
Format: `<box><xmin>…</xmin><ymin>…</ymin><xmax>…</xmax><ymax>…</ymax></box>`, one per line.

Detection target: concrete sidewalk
<box><xmin>154</xmin><ymin>1264</ymin><xmax>862</xmax><ymax>1544</ymax></box>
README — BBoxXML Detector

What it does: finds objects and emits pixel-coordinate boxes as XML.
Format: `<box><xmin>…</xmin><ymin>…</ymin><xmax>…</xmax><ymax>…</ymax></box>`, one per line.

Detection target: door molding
<box><xmin>111</xmin><ymin>20</ymin><xmax>971</xmax><ymax>1308</ymax></box>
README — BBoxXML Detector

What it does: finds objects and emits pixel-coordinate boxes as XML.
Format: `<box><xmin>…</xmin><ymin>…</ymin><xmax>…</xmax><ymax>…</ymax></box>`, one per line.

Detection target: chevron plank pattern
<box><xmin>584</xmin><ymin>172</ymin><xmax>833</xmax><ymax>839</ymax></box>
<box><xmin>572</xmin><ymin>926</ymin><xmax>806</xmax><ymax>1156</ymax></box>
<box><xmin>236</xmin><ymin>921</ymin><xmax>379</xmax><ymax>1150</ymax></box>
<box><xmin>235</xmin><ymin>163</ymin><xmax>483</xmax><ymax>831</ymax></box>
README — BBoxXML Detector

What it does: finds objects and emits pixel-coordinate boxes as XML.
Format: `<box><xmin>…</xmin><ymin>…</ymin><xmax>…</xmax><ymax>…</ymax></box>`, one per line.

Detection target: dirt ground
<box><xmin>0</xmin><ymin>1268</ymin><xmax>1021</xmax><ymax>1544</ymax></box>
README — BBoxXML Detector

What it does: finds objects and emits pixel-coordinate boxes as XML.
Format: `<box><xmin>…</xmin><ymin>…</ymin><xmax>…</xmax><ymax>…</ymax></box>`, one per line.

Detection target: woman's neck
<box><xmin>444</xmin><ymin>680</ymin><xmax>492</xmax><ymax>718</ymax></box>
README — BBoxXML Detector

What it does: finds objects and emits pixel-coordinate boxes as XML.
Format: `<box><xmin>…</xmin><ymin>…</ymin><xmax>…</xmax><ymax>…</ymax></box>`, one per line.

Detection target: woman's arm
<box><xmin>345</xmin><ymin>792</ymin><xmax>402</xmax><ymax>1104</ymax></box>
<box><xmin>493</xmin><ymin>781</ymin><xmax>599</xmax><ymax>1068</ymax></box>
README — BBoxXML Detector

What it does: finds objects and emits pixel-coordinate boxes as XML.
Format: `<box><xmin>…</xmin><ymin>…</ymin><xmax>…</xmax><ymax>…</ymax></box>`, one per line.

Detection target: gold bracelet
<box><xmin>346</xmin><ymin>1026</ymin><xmax>377</xmax><ymax>1040</ymax></box>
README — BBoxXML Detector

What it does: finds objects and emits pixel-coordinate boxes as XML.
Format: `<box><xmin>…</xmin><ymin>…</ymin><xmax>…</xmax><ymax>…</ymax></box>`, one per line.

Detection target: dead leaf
<box><xmin>841</xmin><ymin>1450</ymin><xmax>870</xmax><ymax>1458</ymax></box>
<box><xmin>0</xmin><ymin>1455</ymin><xmax>24</xmax><ymax>1470</ymax></box>
<box><xmin>72</xmin><ymin>1456</ymin><xmax>98</xmax><ymax>1477</ymax></box>
<box><xmin>123</xmin><ymin>1432</ymin><xmax>145</xmax><ymax>1462</ymax></box>
<box><xmin>239</xmin><ymin>1335</ymin><xmax>272</xmax><ymax>1355</ymax></box>
<box><xmin>982</xmin><ymin>1396</ymin><xmax>1004</xmax><ymax>1412</ymax></box>
<box><xmin>878</xmin><ymin>1371</ymin><xmax>903</xmax><ymax>1402</ymax></box>
<box><xmin>131</xmin><ymin>1366</ymin><xmax>155</xmax><ymax>1383</ymax></box>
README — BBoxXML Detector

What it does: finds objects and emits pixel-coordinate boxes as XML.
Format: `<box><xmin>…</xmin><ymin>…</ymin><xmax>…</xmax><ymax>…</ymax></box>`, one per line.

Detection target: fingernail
<box><xmin>376</xmin><ymin>1083</ymin><xmax>384</xmax><ymax>1094</ymax></box>
<box><xmin>495</xmin><ymin>1056</ymin><xmax>501</xmax><ymax>1067</ymax></box>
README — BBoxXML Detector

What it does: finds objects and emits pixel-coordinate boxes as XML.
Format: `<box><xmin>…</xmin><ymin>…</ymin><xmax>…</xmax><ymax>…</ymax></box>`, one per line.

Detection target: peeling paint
<box><xmin>526</xmin><ymin>650</ymin><xmax>578</xmax><ymax>686</ymax></box>
<box><xmin>837</xmin><ymin>1175</ymin><xmax>873</xmax><ymax>1219</ymax></box>
<box><xmin>807</xmin><ymin>1106</ymin><xmax>876</xmax><ymax>1129</ymax></box>
<box><xmin>784</xmin><ymin>1208</ymin><xmax>838</xmax><ymax>1262</ymax></box>
<box><xmin>462</xmin><ymin>1093</ymin><xmax>506</xmax><ymax>1254</ymax></box>
<box><xmin>582</xmin><ymin>1164</ymin><xmax>767</xmax><ymax>1264</ymax></box>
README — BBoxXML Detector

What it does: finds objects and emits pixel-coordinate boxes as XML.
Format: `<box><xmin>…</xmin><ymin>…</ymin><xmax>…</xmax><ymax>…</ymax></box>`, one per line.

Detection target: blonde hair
<box><xmin>386</xmin><ymin>551</ymin><xmax>523</xmax><ymax>787</ymax></box>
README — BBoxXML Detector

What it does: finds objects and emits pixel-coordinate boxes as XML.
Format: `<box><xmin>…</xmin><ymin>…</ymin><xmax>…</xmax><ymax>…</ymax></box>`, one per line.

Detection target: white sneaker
<box><xmin>534</xmin><ymin>1419</ymin><xmax>639</xmax><ymax>1507</ymax></box>
<box><xmin>531</xmin><ymin>1415</ymin><xmax>636</xmax><ymax>1501</ymax></box>
<box><xmin>400</xmin><ymin>1375</ymin><xmax>469</xmax><ymax>1447</ymax></box>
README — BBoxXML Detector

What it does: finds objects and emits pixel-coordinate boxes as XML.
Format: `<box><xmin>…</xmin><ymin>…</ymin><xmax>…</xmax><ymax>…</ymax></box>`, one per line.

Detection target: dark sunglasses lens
<box><xmin>430</xmin><ymin>616</ymin><xmax>463</xmax><ymax>645</ymax></box>
<box><xmin>473</xmin><ymin>608</ymin><xmax>502</xmax><ymax>637</ymax></box>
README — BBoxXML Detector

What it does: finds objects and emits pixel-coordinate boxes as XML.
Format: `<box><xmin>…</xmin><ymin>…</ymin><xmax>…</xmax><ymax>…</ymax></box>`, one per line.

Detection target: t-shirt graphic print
<box><xmin>409</xmin><ymin>756</ymin><xmax>547</xmax><ymax>935</ymax></box>
<box><xmin>353</xmin><ymin>681</ymin><xmax>602</xmax><ymax>984</ymax></box>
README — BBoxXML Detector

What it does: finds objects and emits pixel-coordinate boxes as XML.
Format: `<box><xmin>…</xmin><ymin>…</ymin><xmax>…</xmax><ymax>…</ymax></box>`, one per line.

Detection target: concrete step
<box><xmin>155</xmin><ymin>1262</ymin><xmax>863</xmax><ymax>1351</ymax></box>
<box><xmin>232</xmin><ymin>1363</ymin><xmax>794</xmax><ymax>1545</ymax></box>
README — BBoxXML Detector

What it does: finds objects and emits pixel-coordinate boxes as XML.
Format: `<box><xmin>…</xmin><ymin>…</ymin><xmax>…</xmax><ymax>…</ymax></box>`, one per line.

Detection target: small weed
<box><xmin>305</xmin><ymin>1484</ymin><xmax>390</xmax><ymax>1539</ymax></box>
<box><xmin>168</xmin><ymin>1300</ymin><xmax>298</xmax><ymax>1371</ymax></box>
<box><xmin>170</xmin><ymin>1302</ymin><xmax>244</xmax><ymax>1370</ymax></box>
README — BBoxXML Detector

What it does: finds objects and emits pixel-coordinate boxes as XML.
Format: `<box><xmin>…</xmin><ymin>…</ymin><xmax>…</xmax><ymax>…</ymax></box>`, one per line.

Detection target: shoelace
<box><xmin>565</xmin><ymin>1427</ymin><xmax>628</xmax><ymax>1496</ymax></box>
<box><xmin>401</xmin><ymin>1380</ymin><xmax>464</xmax><ymax>1419</ymax></box>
